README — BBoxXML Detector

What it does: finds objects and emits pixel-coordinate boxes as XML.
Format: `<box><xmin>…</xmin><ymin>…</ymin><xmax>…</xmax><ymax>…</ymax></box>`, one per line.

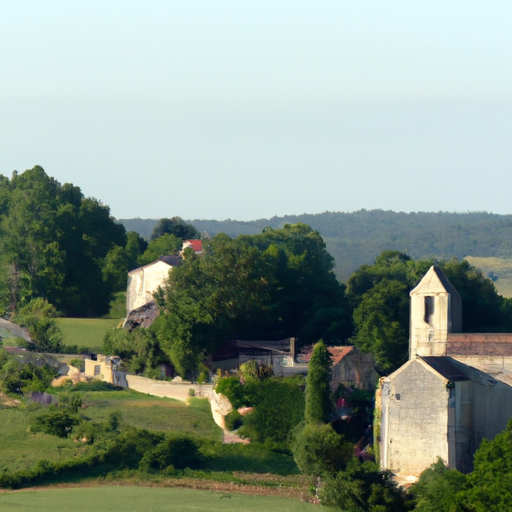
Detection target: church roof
<box><xmin>421</xmin><ymin>357</ymin><xmax>470</xmax><ymax>381</ymax></box>
<box><xmin>410</xmin><ymin>265</ymin><xmax>461</xmax><ymax>301</ymax></box>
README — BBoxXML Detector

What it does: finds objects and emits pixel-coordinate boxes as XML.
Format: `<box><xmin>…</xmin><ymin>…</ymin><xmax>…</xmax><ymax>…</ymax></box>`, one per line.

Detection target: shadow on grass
<box><xmin>200</xmin><ymin>443</ymin><xmax>299</xmax><ymax>476</ymax></box>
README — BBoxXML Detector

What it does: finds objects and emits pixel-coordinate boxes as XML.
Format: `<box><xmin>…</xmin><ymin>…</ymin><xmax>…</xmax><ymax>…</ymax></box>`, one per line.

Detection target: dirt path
<box><xmin>2</xmin><ymin>475</ymin><xmax>309</xmax><ymax>501</ymax></box>
<box><xmin>222</xmin><ymin>430</ymin><xmax>250</xmax><ymax>444</ymax></box>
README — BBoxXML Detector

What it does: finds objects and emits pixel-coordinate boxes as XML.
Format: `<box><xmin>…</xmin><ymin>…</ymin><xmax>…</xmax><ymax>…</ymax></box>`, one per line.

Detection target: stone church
<box><xmin>378</xmin><ymin>266</ymin><xmax>512</xmax><ymax>477</ymax></box>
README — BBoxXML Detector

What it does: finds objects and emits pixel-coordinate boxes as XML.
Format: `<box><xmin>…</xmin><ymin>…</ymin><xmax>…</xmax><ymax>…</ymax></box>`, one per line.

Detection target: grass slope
<box><xmin>55</xmin><ymin>318</ymin><xmax>121</xmax><ymax>350</ymax></box>
<box><xmin>0</xmin><ymin>392</ymin><xmax>222</xmax><ymax>472</ymax></box>
<box><xmin>465</xmin><ymin>256</ymin><xmax>512</xmax><ymax>298</ymax></box>
<box><xmin>81</xmin><ymin>393</ymin><xmax>223</xmax><ymax>441</ymax></box>
<box><xmin>0</xmin><ymin>407</ymin><xmax>81</xmax><ymax>472</ymax></box>
<box><xmin>0</xmin><ymin>486</ymin><xmax>319</xmax><ymax>512</ymax></box>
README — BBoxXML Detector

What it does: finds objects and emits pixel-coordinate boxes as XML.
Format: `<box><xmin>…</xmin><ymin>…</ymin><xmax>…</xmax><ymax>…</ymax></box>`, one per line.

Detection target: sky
<box><xmin>1</xmin><ymin>1</ymin><xmax>511</xmax><ymax>221</ymax></box>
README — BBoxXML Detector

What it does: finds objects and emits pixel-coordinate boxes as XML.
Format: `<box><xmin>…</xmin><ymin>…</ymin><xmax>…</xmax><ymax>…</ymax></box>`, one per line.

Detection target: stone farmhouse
<box><xmin>328</xmin><ymin>346</ymin><xmax>377</xmax><ymax>392</ymax></box>
<box><xmin>378</xmin><ymin>266</ymin><xmax>512</xmax><ymax>478</ymax></box>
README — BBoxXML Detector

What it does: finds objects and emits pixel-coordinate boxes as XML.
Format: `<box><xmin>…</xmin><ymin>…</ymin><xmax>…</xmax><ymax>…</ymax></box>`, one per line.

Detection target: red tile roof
<box><xmin>182</xmin><ymin>239</ymin><xmax>202</xmax><ymax>252</ymax></box>
<box><xmin>328</xmin><ymin>346</ymin><xmax>354</xmax><ymax>365</ymax></box>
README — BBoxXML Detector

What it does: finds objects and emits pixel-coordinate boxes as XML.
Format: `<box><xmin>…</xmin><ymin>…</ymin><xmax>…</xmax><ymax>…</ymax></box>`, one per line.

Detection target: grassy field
<box><xmin>0</xmin><ymin>486</ymin><xmax>319</xmax><ymax>512</ymax></box>
<box><xmin>0</xmin><ymin>391</ymin><xmax>222</xmax><ymax>472</ymax></box>
<box><xmin>465</xmin><ymin>256</ymin><xmax>512</xmax><ymax>298</ymax></box>
<box><xmin>55</xmin><ymin>318</ymin><xmax>121</xmax><ymax>350</ymax></box>
<box><xmin>80</xmin><ymin>392</ymin><xmax>223</xmax><ymax>441</ymax></box>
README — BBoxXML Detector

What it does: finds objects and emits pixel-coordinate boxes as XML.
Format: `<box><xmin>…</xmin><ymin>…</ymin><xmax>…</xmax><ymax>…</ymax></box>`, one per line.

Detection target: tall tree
<box><xmin>0</xmin><ymin>166</ymin><xmax>127</xmax><ymax>316</ymax></box>
<box><xmin>138</xmin><ymin>234</ymin><xmax>183</xmax><ymax>266</ymax></box>
<box><xmin>305</xmin><ymin>340</ymin><xmax>333</xmax><ymax>425</ymax></box>
<box><xmin>154</xmin><ymin>225</ymin><xmax>352</xmax><ymax>375</ymax></box>
<box><xmin>150</xmin><ymin>217</ymin><xmax>200</xmax><ymax>241</ymax></box>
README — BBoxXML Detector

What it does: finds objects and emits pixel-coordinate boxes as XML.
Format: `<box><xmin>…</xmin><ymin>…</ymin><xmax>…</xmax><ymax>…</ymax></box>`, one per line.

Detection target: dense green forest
<box><xmin>121</xmin><ymin>211</ymin><xmax>512</xmax><ymax>282</ymax></box>
<box><xmin>0</xmin><ymin>167</ymin><xmax>127</xmax><ymax>317</ymax></box>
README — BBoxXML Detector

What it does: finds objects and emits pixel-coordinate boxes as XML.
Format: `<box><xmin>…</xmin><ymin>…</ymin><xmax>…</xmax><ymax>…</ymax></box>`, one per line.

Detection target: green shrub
<box><xmin>31</xmin><ymin>406</ymin><xmax>81</xmax><ymax>438</ymax></box>
<box><xmin>188</xmin><ymin>388</ymin><xmax>195</xmax><ymax>397</ymax></box>
<box><xmin>69</xmin><ymin>358</ymin><xmax>84</xmax><ymax>370</ymax></box>
<box><xmin>106</xmin><ymin>291</ymin><xmax>127</xmax><ymax>319</ymax></box>
<box><xmin>13</xmin><ymin>298</ymin><xmax>63</xmax><ymax>353</ymax></box>
<box><xmin>292</xmin><ymin>423</ymin><xmax>352</xmax><ymax>477</ymax></box>
<box><xmin>224</xmin><ymin>410</ymin><xmax>243</xmax><ymax>431</ymax></box>
<box><xmin>70</xmin><ymin>381</ymin><xmax>123</xmax><ymax>392</ymax></box>
<box><xmin>140</xmin><ymin>433</ymin><xmax>203</xmax><ymax>471</ymax></box>
<box><xmin>320</xmin><ymin>459</ymin><xmax>411</xmax><ymax>512</ymax></box>
<box><xmin>238</xmin><ymin>378</ymin><xmax>304</xmax><ymax>443</ymax></box>
<box><xmin>214</xmin><ymin>376</ymin><xmax>245</xmax><ymax>408</ymax></box>
<box><xmin>102</xmin><ymin>327</ymin><xmax>165</xmax><ymax>375</ymax></box>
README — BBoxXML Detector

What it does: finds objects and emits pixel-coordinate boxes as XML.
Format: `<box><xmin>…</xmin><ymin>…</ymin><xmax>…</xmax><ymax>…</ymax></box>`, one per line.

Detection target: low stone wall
<box><xmin>119</xmin><ymin>372</ymin><xmax>213</xmax><ymax>402</ymax></box>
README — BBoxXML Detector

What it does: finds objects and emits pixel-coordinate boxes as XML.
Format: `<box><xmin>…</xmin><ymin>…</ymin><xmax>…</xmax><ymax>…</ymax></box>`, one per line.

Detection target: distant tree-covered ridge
<box><xmin>120</xmin><ymin>210</ymin><xmax>512</xmax><ymax>283</ymax></box>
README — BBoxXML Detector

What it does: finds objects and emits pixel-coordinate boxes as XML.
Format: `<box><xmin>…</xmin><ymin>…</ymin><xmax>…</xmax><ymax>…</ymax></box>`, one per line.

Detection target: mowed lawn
<box><xmin>55</xmin><ymin>318</ymin><xmax>121</xmax><ymax>350</ymax></box>
<box><xmin>0</xmin><ymin>486</ymin><xmax>320</xmax><ymax>512</ymax></box>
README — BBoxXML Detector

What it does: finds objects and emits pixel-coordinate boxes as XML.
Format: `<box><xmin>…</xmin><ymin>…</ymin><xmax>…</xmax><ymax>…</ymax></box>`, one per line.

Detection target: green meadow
<box><xmin>55</xmin><ymin>318</ymin><xmax>121</xmax><ymax>350</ymax></box>
<box><xmin>0</xmin><ymin>390</ymin><xmax>298</xmax><ymax>478</ymax></box>
<box><xmin>0</xmin><ymin>392</ymin><xmax>222</xmax><ymax>472</ymax></box>
<box><xmin>465</xmin><ymin>256</ymin><xmax>512</xmax><ymax>298</ymax></box>
<box><xmin>0</xmin><ymin>486</ymin><xmax>319</xmax><ymax>512</ymax></box>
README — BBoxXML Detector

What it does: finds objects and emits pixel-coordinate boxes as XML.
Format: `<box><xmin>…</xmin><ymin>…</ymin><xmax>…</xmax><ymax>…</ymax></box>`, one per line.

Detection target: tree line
<box><xmin>121</xmin><ymin>209</ymin><xmax>512</xmax><ymax>282</ymax></box>
<box><xmin>0</xmin><ymin>167</ymin><xmax>200</xmax><ymax>320</ymax></box>
<box><xmin>4</xmin><ymin>167</ymin><xmax>511</xmax><ymax>378</ymax></box>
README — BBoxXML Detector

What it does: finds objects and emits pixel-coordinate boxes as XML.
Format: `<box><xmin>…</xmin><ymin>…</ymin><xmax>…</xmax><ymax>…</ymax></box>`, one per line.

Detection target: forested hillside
<box><xmin>120</xmin><ymin>211</ymin><xmax>512</xmax><ymax>282</ymax></box>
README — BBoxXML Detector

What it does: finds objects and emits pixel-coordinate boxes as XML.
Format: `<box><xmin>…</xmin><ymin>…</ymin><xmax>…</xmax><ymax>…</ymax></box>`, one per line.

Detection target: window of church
<box><xmin>424</xmin><ymin>296</ymin><xmax>435</xmax><ymax>326</ymax></box>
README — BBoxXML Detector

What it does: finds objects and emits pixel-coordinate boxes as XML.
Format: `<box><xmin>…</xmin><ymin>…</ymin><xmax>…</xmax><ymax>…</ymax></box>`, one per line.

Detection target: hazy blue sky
<box><xmin>1</xmin><ymin>1</ymin><xmax>511</xmax><ymax>220</ymax></box>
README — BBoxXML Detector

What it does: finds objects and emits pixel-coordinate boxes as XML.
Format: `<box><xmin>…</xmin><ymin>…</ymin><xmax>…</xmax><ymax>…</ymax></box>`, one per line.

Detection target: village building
<box><xmin>126</xmin><ymin>255</ymin><xmax>182</xmax><ymax>314</ymax></box>
<box><xmin>328</xmin><ymin>346</ymin><xmax>378</xmax><ymax>392</ymax></box>
<box><xmin>210</xmin><ymin>338</ymin><xmax>300</xmax><ymax>377</ymax></box>
<box><xmin>125</xmin><ymin>239</ymin><xmax>203</xmax><ymax>316</ymax></box>
<box><xmin>297</xmin><ymin>345</ymin><xmax>377</xmax><ymax>391</ymax></box>
<box><xmin>378</xmin><ymin>266</ymin><xmax>512</xmax><ymax>477</ymax></box>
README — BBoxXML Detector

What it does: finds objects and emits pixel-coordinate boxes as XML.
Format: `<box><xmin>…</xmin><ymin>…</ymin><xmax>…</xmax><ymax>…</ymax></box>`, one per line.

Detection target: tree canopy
<box><xmin>348</xmin><ymin>250</ymin><xmax>512</xmax><ymax>373</ymax></box>
<box><xmin>154</xmin><ymin>223</ymin><xmax>352</xmax><ymax>376</ymax></box>
<box><xmin>0</xmin><ymin>166</ymin><xmax>127</xmax><ymax>316</ymax></box>
<box><xmin>150</xmin><ymin>217</ymin><xmax>200</xmax><ymax>241</ymax></box>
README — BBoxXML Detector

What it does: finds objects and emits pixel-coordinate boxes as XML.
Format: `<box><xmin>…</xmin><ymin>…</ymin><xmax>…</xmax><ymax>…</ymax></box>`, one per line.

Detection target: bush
<box><xmin>31</xmin><ymin>406</ymin><xmax>81</xmax><ymax>438</ymax></box>
<box><xmin>292</xmin><ymin>423</ymin><xmax>352</xmax><ymax>477</ymax></box>
<box><xmin>13</xmin><ymin>298</ymin><xmax>63</xmax><ymax>353</ymax></box>
<box><xmin>140</xmin><ymin>433</ymin><xmax>203</xmax><ymax>471</ymax></box>
<box><xmin>106</xmin><ymin>291</ymin><xmax>127</xmax><ymax>319</ymax></box>
<box><xmin>320</xmin><ymin>459</ymin><xmax>411</xmax><ymax>512</ymax></box>
<box><xmin>69</xmin><ymin>358</ymin><xmax>84</xmax><ymax>370</ymax></box>
<box><xmin>237</xmin><ymin>378</ymin><xmax>304</xmax><ymax>443</ymax></box>
<box><xmin>224</xmin><ymin>410</ymin><xmax>243</xmax><ymax>431</ymax></box>
<box><xmin>102</xmin><ymin>327</ymin><xmax>165</xmax><ymax>375</ymax></box>
<box><xmin>214</xmin><ymin>376</ymin><xmax>245</xmax><ymax>408</ymax></box>
<box><xmin>70</xmin><ymin>381</ymin><xmax>123</xmax><ymax>392</ymax></box>
<box><xmin>188</xmin><ymin>388</ymin><xmax>195</xmax><ymax>397</ymax></box>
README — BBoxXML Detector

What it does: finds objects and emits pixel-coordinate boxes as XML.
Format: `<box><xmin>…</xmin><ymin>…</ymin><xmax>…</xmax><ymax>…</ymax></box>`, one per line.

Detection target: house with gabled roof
<box><xmin>378</xmin><ymin>266</ymin><xmax>512</xmax><ymax>478</ymax></box>
<box><xmin>328</xmin><ymin>346</ymin><xmax>377</xmax><ymax>392</ymax></box>
<box><xmin>126</xmin><ymin>255</ymin><xmax>182</xmax><ymax>314</ymax></box>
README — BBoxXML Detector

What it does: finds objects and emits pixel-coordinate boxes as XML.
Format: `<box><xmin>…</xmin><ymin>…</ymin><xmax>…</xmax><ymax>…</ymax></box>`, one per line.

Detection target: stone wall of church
<box><xmin>380</xmin><ymin>360</ymin><xmax>450</xmax><ymax>476</ymax></box>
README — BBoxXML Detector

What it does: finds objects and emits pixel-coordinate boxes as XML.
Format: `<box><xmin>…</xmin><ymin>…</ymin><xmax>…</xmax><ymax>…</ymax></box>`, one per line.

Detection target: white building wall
<box><xmin>126</xmin><ymin>261</ymin><xmax>172</xmax><ymax>313</ymax></box>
